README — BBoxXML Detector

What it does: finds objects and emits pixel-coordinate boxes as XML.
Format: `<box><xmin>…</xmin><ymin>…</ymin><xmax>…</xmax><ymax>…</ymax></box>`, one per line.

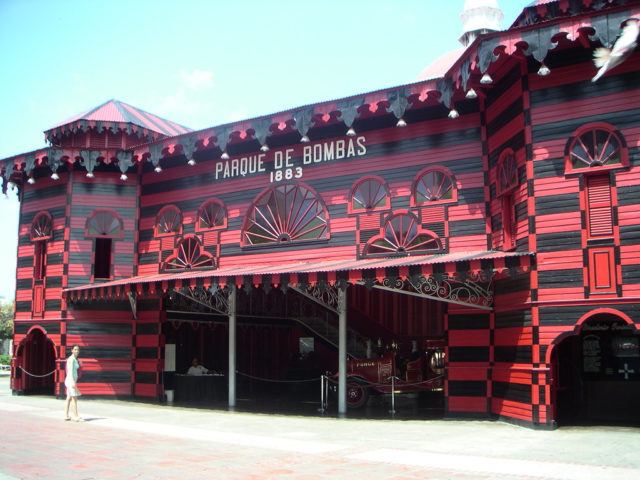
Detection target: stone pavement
<box><xmin>0</xmin><ymin>376</ymin><xmax>639</xmax><ymax>480</ymax></box>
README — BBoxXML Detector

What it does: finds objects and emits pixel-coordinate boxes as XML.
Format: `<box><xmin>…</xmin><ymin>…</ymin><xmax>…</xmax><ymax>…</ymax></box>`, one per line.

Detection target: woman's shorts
<box><xmin>65</xmin><ymin>379</ymin><xmax>81</xmax><ymax>397</ymax></box>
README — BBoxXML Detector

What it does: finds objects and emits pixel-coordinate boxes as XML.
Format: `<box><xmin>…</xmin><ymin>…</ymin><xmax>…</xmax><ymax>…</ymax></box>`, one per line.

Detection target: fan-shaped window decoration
<box><xmin>31</xmin><ymin>212</ymin><xmax>52</xmax><ymax>241</ymax></box>
<box><xmin>242</xmin><ymin>183</ymin><xmax>329</xmax><ymax>246</ymax></box>
<box><xmin>566</xmin><ymin>123</ymin><xmax>628</xmax><ymax>174</ymax></box>
<box><xmin>364</xmin><ymin>212</ymin><xmax>442</xmax><ymax>256</ymax></box>
<box><xmin>164</xmin><ymin>236</ymin><xmax>215</xmax><ymax>270</ymax></box>
<box><xmin>412</xmin><ymin>167</ymin><xmax>456</xmax><ymax>206</ymax></box>
<box><xmin>196</xmin><ymin>199</ymin><xmax>227</xmax><ymax>231</ymax></box>
<box><xmin>497</xmin><ymin>149</ymin><xmax>518</xmax><ymax>196</ymax></box>
<box><xmin>85</xmin><ymin>209</ymin><xmax>123</xmax><ymax>238</ymax></box>
<box><xmin>349</xmin><ymin>176</ymin><xmax>389</xmax><ymax>213</ymax></box>
<box><xmin>156</xmin><ymin>205</ymin><xmax>182</xmax><ymax>236</ymax></box>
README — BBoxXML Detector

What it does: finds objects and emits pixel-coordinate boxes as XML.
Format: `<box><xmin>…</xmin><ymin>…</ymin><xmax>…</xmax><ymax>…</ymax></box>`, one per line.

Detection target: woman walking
<box><xmin>64</xmin><ymin>345</ymin><xmax>83</xmax><ymax>421</ymax></box>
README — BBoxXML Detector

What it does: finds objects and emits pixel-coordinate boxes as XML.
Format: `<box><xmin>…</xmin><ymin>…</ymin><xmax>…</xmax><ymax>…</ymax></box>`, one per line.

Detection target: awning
<box><xmin>64</xmin><ymin>250</ymin><xmax>532</xmax><ymax>303</ymax></box>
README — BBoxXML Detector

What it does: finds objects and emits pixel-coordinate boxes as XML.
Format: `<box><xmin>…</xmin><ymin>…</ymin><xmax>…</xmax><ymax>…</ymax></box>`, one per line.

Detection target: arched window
<box><xmin>163</xmin><ymin>236</ymin><xmax>215</xmax><ymax>270</ymax></box>
<box><xmin>565</xmin><ymin>123</ymin><xmax>628</xmax><ymax>174</ymax></box>
<box><xmin>85</xmin><ymin>209</ymin><xmax>123</xmax><ymax>238</ymax></box>
<box><xmin>31</xmin><ymin>212</ymin><xmax>52</xmax><ymax>281</ymax></box>
<box><xmin>31</xmin><ymin>212</ymin><xmax>52</xmax><ymax>241</ymax></box>
<box><xmin>242</xmin><ymin>183</ymin><xmax>329</xmax><ymax>246</ymax></box>
<box><xmin>196</xmin><ymin>199</ymin><xmax>226</xmax><ymax>231</ymax></box>
<box><xmin>349</xmin><ymin>176</ymin><xmax>389</xmax><ymax>213</ymax></box>
<box><xmin>412</xmin><ymin>167</ymin><xmax>456</xmax><ymax>206</ymax></box>
<box><xmin>364</xmin><ymin>212</ymin><xmax>442</xmax><ymax>256</ymax></box>
<box><xmin>156</xmin><ymin>205</ymin><xmax>182</xmax><ymax>236</ymax></box>
<box><xmin>85</xmin><ymin>209</ymin><xmax>123</xmax><ymax>280</ymax></box>
<box><xmin>497</xmin><ymin>149</ymin><xmax>518</xmax><ymax>196</ymax></box>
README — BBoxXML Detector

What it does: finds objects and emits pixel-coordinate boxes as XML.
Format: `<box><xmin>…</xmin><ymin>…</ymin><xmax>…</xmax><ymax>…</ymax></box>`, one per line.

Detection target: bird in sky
<box><xmin>592</xmin><ymin>19</ymin><xmax>639</xmax><ymax>82</ymax></box>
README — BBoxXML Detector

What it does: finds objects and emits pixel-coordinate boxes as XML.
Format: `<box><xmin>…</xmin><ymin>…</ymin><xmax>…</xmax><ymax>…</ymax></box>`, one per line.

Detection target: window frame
<box><xmin>411</xmin><ymin>166</ymin><xmax>457</xmax><ymax>207</ymax></box>
<box><xmin>564</xmin><ymin>122</ymin><xmax>628</xmax><ymax>175</ymax></box>
<box><xmin>33</xmin><ymin>240</ymin><xmax>47</xmax><ymax>281</ymax></box>
<box><xmin>241</xmin><ymin>182</ymin><xmax>330</xmax><ymax>247</ymax></box>
<box><xmin>30</xmin><ymin>211</ymin><xmax>53</xmax><ymax>241</ymax></box>
<box><xmin>585</xmin><ymin>173</ymin><xmax>614</xmax><ymax>240</ymax></box>
<box><xmin>85</xmin><ymin>208</ymin><xmax>124</xmax><ymax>239</ymax></box>
<box><xmin>195</xmin><ymin>199</ymin><xmax>227</xmax><ymax>232</ymax></box>
<box><xmin>93</xmin><ymin>237</ymin><xmax>113</xmax><ymax>279</ymax></box>
<box><xmin>348</xmin><ymin>175</ymin><xmax>390</xmax><ymax>214</ymax></box>
<box><xmin>155</xmin><ymin>205</ymin><xmax>183</xmax><ymax>237</ymax></box>
<box><xmin>163</xmin><ymin>234</ymin><xmax>216</xmax><ymax>271</ymax></box>
<box><xmin>496</xmin><ymin>148</ymin><xmax>518</xmax><ymax>197</ymax></box>
<box><xmin>363</xmin><ymin>210</ymin><xmax>443</xmax><ymax>257</ymax></box>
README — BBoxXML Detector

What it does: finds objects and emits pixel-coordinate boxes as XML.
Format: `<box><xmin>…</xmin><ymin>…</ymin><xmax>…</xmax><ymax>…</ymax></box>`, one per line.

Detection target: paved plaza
<box><xmin>0</xmin><ymin>375</ymin><xmax>639</xmax><ymax>479</ymax></box>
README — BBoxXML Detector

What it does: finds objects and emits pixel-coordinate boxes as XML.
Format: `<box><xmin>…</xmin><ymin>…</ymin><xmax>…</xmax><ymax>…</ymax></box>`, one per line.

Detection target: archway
<box><xmin>13</xmin><ymin>328</ymin><xmax>56</xmax><ymax>395</ymax></box>
<box><xmin>551</xmin><ymin>311</ymin><xmax>639</xmax><ymax>426</ymax></box>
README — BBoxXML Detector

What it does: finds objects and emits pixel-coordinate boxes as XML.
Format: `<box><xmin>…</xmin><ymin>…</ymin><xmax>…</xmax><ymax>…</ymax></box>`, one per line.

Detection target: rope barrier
<box><xmin>235</xmin><ymin>370</ymin><xmax>320</xmax><ymax>383</ymax></box>
<box><xmin>321</xmin><ymin>374</ymin><xmax>445</xmax><ymax>414</ymax></box>
<box><xmin>19</xmin><ymin>366</ymin><xmax>56</xmax><ymax>378</ymax></box>
<box><xmin>323</xmin><ymin>374</ymin><xmax>444</xmax><ymax>389</ymax></box>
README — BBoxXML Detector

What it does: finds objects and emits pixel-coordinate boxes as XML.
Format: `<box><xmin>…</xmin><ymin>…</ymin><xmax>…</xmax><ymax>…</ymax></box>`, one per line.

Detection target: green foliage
<box><xmin>0</xmin><ymin>355</ymin><xmax>10</xmax><ymax>366</ymax></box>
<box><xmin>0</xmin><ymin>301</ymin><xmax>14</xmax><ymax>340</ymax></box>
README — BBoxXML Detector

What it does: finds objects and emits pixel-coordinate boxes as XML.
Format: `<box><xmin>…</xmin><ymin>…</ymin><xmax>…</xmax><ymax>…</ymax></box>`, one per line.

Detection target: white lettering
<box><xmin>347</xmin><ymin>138</ymin><xmax>355</xmax><ymax>157</ymax></box>
<box><xmin>274</xmin><ymin>151</ymin><xmax>284</xmax><ymax>169</ymax></box>
<box><xmin>323</xmin><ymin>142</ymin><xmax>334</xmax><ymax>161</ymax></box>
<box><xmin>215</xmin><ymin>136</ymin><xmax>365</xmax><ymax>181</ymax></box>
<box><xmin>313</xmin><ymin>144</ymin><xmax>322</xmax><ymax>163</ymax></box>
<box><xmin>336</xmin><ymin>140</ymin><xmax>345</xmax><ymax>159</ymax></box>
<box><xmin>239</xmin><ymin>157</ymin><xmax>248</xmax><ymax>176</ymax></box>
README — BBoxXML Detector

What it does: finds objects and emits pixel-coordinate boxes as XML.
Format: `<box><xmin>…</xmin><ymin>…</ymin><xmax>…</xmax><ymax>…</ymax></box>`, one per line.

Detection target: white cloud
<box><xmin>178</xmin><ymin>69</ymin><xmax>214</xmax><ymax>91</ymax></box>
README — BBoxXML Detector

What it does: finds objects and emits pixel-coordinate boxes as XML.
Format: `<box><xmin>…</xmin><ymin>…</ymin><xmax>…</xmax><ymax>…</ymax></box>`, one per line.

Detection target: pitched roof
<box><xmin>44</xmin><ymin>99</ymin><xmax>192</xmax><ymax>139</ymax></box>
<box><xmin>416</xmin><ymin>47</ymin><xmax>467</xmax><ymax>81</ymax></box>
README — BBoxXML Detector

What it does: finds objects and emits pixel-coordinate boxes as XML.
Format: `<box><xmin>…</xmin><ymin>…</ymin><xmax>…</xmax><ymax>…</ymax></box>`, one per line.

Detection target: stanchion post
<box><xmin>337</xmin><ymin>284</ymin><xmax>347</xmax><ymax>415</ymax></box>
<box><xmin>228</xmin><ymin>284</ymin><xmax>237</xmax><ymax>409</ymax></box>
<box><xmin>319</xmin><ymin>375</ymin><xmax>325</xmax><ymax>413</ymax></box>
<box><xmin>389</xmin><ymin>375</ymin><xmax>396</xmax><ymax>415</ymax></box>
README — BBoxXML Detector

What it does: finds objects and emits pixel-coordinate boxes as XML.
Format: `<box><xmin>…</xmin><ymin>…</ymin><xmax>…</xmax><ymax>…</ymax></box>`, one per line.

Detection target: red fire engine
<box><xmin>332</xmin><ymin>340</ymin><xmax>445</xmax><ymax>408</ymax></box>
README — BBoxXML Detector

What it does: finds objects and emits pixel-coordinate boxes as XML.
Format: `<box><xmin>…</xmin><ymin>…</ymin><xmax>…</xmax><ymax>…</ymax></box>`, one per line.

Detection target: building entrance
<box><xmin>13</xmin><ymin>328</ymin><xmax>56</xmax><ymax>395</ymax></box>
<box><xmin>554</xmin><ymin>315</ymin><xmax>640</xmax><ymax>426</ymax></box>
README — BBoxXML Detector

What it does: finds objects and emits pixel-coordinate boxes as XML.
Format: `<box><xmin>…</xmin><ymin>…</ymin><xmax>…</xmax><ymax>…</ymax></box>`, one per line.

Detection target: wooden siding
<box><xmin>12</xmin><ymin>28</ymin><xmax>640</xmax><ymax>429</ymax></box>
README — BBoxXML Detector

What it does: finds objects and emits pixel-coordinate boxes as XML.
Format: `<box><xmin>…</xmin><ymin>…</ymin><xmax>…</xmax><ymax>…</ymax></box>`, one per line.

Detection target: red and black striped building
<box><xmin>3</xmin><ymin>0</ymin><xmax>639</xmax><ymax>428</ymax></box>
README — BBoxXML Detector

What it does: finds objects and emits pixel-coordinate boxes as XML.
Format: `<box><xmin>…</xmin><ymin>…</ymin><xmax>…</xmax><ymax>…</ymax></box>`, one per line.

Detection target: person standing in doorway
<box><xmin>64</xmin><ymin>345</ymin><xmax>83</xmax><ymax>421</ymax></box>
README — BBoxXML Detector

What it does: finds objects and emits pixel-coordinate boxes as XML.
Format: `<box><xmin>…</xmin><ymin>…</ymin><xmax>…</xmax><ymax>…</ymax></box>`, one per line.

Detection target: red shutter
<box><xmin>588</xmin><ymin>247</ymin><xmax>617</xmax><ymax>295</ymax></box>
<box><xmin>587</xmin><ymin>175</ymin><xmax>613</xmax><ymax>237</ymax></box>
<box><xmin>359</xmin><ymin>213</ymin><xmax>380</xmax><ymax>230</ymax></box>
<box><xmin>33</xmin><ymin>284</ymin><xmax>45</xmax><ymax>317</ymax></box>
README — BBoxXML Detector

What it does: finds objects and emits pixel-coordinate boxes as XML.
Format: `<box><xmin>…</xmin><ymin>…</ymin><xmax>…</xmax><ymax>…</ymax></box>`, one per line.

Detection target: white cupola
<box><xmin>459</xmin><ymin>0</ymin><xmax>504</xmax><ymax>46</ymax></box>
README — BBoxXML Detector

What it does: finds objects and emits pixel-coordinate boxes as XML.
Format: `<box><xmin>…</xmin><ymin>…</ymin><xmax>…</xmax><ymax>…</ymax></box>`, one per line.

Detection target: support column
<box><xmin>338</xmin><ymin>284</ymin><xmax>347</xmax><ymax>415</ymax></box>
<box><xmin>228</xmin><ymin>285</ymin><xmax>237</xmax><ymax>408</ymax></box>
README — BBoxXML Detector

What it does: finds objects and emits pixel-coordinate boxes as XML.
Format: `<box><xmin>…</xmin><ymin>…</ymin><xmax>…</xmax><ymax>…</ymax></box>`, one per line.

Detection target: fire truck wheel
<box><xmin>346</xmin><ymin>378</ymin><xmax>369</xmax><ymax>409</ymax></box>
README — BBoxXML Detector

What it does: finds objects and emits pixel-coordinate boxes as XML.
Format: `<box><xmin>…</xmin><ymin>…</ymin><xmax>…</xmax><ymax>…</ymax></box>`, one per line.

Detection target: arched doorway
<box><xmin>13</xmin><ymin>328</ymin><xmax>56</xmax><ymax>395</ymax></box>
<box><xmin>552</xmin><ymin>312</ymin><xmax>639</xmax><ymax>426</ymax></box>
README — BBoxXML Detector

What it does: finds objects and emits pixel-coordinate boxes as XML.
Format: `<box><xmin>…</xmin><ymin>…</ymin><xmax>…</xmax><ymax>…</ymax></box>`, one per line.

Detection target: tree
<box><xmin>0</xmin><ymin>300</ymin><xmax>13</xmax><ymax>340</ymax></box>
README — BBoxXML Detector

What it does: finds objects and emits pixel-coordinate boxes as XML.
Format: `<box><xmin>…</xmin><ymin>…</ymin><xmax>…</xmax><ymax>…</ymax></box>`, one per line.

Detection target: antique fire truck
<box><xmin>332</xmin><ymin>340</ymin><xmax>446</xmax><ymax>408</ymax></box>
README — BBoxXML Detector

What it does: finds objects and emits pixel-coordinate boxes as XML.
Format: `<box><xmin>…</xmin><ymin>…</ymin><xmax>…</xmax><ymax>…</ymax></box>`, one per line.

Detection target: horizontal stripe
<box><xmin>448</xmin><ymin>380</ymin><xmax>487</xmax><ymax>397</ymax></box>
<box><xmin>492</xmin><ymin>381</ymin><xmax>530</xmax><ymax>403</ymax></box>
<box><xmin>448</xmin><ymin>346</ymin><xmax>489</xmax><ymax>363</ymax></box>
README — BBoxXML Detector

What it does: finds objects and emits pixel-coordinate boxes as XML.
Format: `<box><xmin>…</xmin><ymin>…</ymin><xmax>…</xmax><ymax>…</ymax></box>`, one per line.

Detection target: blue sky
<box><xmin>0</xmin><ymin>0</ymin><xmax>530</xmax><ymax>300</ymax></box>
